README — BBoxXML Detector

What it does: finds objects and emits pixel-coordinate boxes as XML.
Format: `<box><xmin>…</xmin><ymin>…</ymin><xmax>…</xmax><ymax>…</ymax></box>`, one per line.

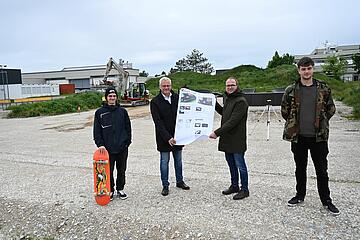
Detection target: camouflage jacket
<box><xmin>280</xmin><ymin>79</ymin><xmax>336</xmax><ymax>142</ymax></box>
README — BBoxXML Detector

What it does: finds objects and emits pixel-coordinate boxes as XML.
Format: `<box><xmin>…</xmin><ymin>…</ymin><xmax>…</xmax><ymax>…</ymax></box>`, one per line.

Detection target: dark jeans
<box><xmin>225</xmin><ymin>152</ymin><xmax>248</xmax><ymax>192</ymax></box>
<box><xmin>291</xmin><ymin>136</ymin><xmax>331</xmax><ymax>204</ymax></box>
<box><xmin>109</xmin><ymin>148</ymin><xmax>128</xmax><ymax>192</ymax></box>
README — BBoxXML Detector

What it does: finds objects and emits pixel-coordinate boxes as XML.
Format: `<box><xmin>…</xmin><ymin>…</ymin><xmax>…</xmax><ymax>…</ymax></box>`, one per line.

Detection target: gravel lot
<box><xmin>0</xmin><ymin>101</ymin><xmax>359</xmax><ymax>240</ymax></box>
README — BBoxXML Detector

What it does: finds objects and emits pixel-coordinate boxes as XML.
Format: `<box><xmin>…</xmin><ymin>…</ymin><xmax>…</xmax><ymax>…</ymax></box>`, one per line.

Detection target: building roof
<box><xmin>295</xmin><ymin>44</ymin><xmax>360</xmax><ymax>60</ymax></box>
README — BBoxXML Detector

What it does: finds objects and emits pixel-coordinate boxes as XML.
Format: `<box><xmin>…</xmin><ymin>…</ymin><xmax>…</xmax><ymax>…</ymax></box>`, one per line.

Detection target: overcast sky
<box><xmin>1</xmin><ymin>0</ymin><xmax>359</xmax><ymax>75</ymax></box>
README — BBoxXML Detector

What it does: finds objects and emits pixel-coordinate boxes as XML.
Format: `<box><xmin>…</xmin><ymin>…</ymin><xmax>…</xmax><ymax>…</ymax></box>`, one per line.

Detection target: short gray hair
<box><xmin>226</xmin><ymin>76</ymin><xmax>238</xmax><ymax>85</ymax></box>
<box><xmin>159</xmin><ymin>77</ymin><xmax>172</xmax><ymax>87</ymax></box>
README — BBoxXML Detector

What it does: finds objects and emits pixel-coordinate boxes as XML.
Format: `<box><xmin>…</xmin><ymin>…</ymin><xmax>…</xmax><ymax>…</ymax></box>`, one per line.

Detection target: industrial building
<box><xmin>22</xmin><ymin>59</ymin><xmax>148</xmax><ymax>90</ymax></box>
<box><xmin>0</xmin><ymin>59</ymin><xmax>149</xmax><ymax>101</ymax></box>
<box><xmin>295</xmin><ymin>43</ymin><xmax>360</xmax><ymax>81</ymax></box>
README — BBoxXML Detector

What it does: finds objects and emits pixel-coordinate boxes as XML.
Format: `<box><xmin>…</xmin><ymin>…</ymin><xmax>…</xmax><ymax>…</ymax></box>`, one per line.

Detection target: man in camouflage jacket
<box><xmin>280</xmin><ymin>57</ymin><xmax>339</xmax><ymax>215</ymax></box>
<box><xmin>281</xmin><ymin>78</ymin><xmax>336</xmax><ymax>143</ymax></box>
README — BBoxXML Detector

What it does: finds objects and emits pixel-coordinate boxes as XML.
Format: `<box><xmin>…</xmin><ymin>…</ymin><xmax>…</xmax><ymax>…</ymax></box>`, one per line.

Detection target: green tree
<box><xmin>282</xmin><ymin>53</ymin><xmax>295</xmax><ymax>65</ymax></box>
<box><xmin>267</xmin><ymin>51</ymin><xmax>294</xmax><ymax>68</ymax></box>
<box><xmin>352</xmin><ymin>53</ymin><xmax>360</xmax><ymax>74</ymax></box>
<box><xmin>171</xmin><ymin>49</ymin><xmax>214</xmax><ymax>74</ymax></box>
<box><xmin>322</xmin><ymin>55</ymin><xmax>347</xmax><ymax>80</ymax></box>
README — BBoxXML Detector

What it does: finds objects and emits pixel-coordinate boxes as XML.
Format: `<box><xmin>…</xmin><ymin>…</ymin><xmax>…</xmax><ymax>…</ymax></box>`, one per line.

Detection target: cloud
<box><xmin>0</xmin><ymin>0</ymin><xmax>359</xmax><ymax>75</ymax></box>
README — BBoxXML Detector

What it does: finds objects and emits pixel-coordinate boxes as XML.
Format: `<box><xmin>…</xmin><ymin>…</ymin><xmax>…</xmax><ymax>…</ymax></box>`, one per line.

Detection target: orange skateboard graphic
<box><xmin>93</xmin><ymin>148</ymin><xmax>111</xmax><ymax>206</ymax></box>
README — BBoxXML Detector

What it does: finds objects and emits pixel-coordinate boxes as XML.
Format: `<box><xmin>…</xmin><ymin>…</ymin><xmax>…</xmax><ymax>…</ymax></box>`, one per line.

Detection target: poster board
<box><xmin>174</xmin><ymin>88</ymin><xmax>215</xmax><ymax>145</ymax></box>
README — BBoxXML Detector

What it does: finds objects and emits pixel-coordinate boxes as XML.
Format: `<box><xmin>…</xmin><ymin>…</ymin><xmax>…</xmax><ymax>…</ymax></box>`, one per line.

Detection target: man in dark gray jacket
<box><xmin>93</xmin><ymin>87</ymin><xmax>132</xmax><ymax>200</ymax></box>
<box><xmin>210</xmin><ymin>77</ymin><xmax>249</xmax><ymax>200</ymax></box>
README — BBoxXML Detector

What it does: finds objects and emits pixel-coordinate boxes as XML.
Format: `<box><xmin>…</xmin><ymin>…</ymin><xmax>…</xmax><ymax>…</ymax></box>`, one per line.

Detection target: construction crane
<box><xmin>102</xmin><ymin>57</ymin><xmax>149</xmax><ymax>106</ymax></box>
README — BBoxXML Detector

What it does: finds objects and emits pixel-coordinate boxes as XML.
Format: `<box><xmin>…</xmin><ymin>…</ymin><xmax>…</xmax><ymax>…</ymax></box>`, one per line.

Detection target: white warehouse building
<box><xmin>22</xmin><ymin>59</ymin><xmax>148</xmax><ymax>91</ymax></box>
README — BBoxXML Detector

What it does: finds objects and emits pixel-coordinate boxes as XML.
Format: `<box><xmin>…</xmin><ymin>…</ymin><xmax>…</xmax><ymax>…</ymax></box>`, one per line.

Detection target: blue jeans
<box><xmin>225</xmin><ymin>152</ymin><xmax>249</xmax><ymax>192</ymax></box>
<box><xmin>160</xmin><ymin>150</ymin><xmax>183</xmax><ymax>187</ymax></box>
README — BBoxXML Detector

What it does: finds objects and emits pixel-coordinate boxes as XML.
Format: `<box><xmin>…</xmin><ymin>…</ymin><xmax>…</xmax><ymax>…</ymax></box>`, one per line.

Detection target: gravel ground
<box><xmin>0</xmin><ymin>101</ymin><xmax>359</xmax><ymax>240</ymax></box>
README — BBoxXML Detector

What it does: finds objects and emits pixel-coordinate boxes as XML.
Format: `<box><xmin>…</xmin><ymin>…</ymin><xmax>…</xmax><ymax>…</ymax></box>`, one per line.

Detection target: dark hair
<box><xmin>297</xmin><ymin>57</ymin><xmax>314</xmax><ymax>68</ymax></box>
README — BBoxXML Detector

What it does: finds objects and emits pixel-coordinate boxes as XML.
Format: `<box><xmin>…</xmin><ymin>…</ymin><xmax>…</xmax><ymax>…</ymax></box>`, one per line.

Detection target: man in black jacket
<box><xmin>210</xmin><ymin>77</ymin><xmax>249</xmax><ymax>200</ymax></box>
<box><xmin>93</xmin><ymin>87</ymin><xmax>132</xmax><ymax>200</ymax></box>
<box><xmin>150</xmin><ymin>77</ymin><xmax>190</xmax><ymax>196</ymax></box>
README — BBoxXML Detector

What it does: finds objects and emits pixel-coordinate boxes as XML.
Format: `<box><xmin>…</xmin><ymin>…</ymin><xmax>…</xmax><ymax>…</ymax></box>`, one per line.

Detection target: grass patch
<box><xmin>146</xmin><ymin>64</ymin><xmax>360</xmax><ymax>119</ymax></box>
<box><xmin>7</xmin><ymin>92</ymin><xmax>102</xmax><ymax>118</ymax></box>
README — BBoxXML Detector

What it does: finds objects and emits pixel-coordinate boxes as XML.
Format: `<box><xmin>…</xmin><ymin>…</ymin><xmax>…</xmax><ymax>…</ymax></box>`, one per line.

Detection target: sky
<box><xmin>0</xmin><ymin>0</ymin><xmax>359</xmax><ymax>76</ymax></box>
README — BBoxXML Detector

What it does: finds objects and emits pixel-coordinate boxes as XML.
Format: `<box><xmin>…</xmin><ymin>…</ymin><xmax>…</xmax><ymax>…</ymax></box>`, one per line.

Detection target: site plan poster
<box><xmin>174</xmin><ymin>88</ymin><xmax>216</xmax><ymax>145</ymax></box>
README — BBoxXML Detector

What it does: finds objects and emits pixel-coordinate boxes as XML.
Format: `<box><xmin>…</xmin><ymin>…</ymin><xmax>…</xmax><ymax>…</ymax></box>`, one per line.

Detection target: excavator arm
<box><xmin>103</xmin><ymin>57</ymin><xmax>129</xmax><ymax>95</ymax></box>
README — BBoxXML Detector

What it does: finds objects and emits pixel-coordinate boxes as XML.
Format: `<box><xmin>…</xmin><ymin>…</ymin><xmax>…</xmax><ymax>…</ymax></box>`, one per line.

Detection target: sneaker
<box><xmin>222</xmin><ymin>185</ymin><xmax>240</xmax><ymax>195</ymax></box>
<box><xmin>117</xmin><ymin>190</ymin><xmax>128</xmax><ymax>200</ymax></box>
<box><xmin>323</xmin><ymin>202</ymin><xmax>340</xmax><ymax>215</ymax></box>
<box><xmin>110</xmin><ymin>192</ymin><xmax>114</xmax><ymax>201</ymax></box>
<box><xmin>161</xmin><ymin>186</ymin><xmax>169</xmax><ymax>196</ymax></box>
<box><xmin>287</xmin><ymin>196</ymin><xmax>304</xmax><ymax>206</ymax></box>
<box><xmin>233</xmin><ymin>190</ymin><xmax>249</xmax><ymax>200</ymax></box>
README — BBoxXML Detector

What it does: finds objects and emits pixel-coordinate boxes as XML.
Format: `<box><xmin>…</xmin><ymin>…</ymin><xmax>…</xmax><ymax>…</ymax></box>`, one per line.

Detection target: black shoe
<box><xmin>161</xmin><ymin>186</ymin><xmax>169</xmax><ymax>196</ymax></box>
<box><xmin>176</xmin><ymin>182</ymin><xmax>190</xmax><ymax>190</ymax></box>
<box><xmin>233</xmin><ymin>190</ymin><xmax>249</xmax><ymax>200</ymax></box>
<box><xmin>323</xmin><ymin>202</ymin><xmax>340</xmax><ymax>215</ymax></box>
<box><xmin>287</xmin><ymin>196</ymin><xmax>304</xmax><ymax>206</ymax></box>
<box><xmin>222</xmin><ymin>185</ymin><xmax>240</xmax><ymax>195</ymax></box>
<box><xmin>110</xmin><ymin>192</ymin><xmax>114</xmax><ymax>201</ymax></box>
<box><xmin>117</xmin><ymin>190</ymin><xmax>128</xmax><ymax>200</ymax></box>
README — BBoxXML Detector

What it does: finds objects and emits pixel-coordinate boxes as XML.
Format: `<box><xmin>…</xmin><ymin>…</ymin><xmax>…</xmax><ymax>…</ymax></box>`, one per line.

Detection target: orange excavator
<box><xmin>103</xmin><ymin>57</ymin><xmax>149</xmax><ymax>106</ymax></box>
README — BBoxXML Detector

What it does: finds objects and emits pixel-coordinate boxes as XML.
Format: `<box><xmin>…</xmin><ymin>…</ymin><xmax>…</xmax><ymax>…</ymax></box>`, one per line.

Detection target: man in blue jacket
<box><xmin>150</xmin><ymin>77</ymin><xmax>190</xmax><ymax>196</ymax></box>
<box><xmin>93</xmin><ymin>87</ymin><xmax>132</xmax><ymax>200</ymax></box>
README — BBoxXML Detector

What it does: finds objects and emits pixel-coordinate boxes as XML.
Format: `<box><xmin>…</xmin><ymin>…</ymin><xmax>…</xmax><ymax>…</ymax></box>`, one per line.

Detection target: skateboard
<box><xmin>93</xmin><ymin>148</ymin><xmax>111</xmax><ymax>206</ymax></box>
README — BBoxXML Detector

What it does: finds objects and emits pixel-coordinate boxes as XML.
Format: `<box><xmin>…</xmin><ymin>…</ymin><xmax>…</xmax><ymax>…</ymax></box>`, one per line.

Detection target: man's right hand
<box><xmin>168</xmin><ymin>138</ymin><xmax>176</xmax><ymax>146</ymax></box>
<box><xmin>209</xmin><ymin>132</ymin><xmax>218</xmax><ymax>139</ymax></box>
<box><xmin>98</xmin><ymin>146</ymin><xmax>106</xmax><ymax>154</ymax></box>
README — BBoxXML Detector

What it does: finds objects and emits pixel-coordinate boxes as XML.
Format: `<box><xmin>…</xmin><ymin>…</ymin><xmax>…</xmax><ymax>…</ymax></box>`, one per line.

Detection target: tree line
<box><xmin>151</xmin><ymin>49</ymin><xmax>360</xmax><ymax>81</ymax></box>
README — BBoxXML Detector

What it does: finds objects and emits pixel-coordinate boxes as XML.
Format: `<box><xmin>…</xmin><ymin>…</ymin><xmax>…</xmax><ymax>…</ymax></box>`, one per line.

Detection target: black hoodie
<box><xmin>93</xmin><ymin>104</ymin><xmax>132</xmax><ymax>154</ymax></box>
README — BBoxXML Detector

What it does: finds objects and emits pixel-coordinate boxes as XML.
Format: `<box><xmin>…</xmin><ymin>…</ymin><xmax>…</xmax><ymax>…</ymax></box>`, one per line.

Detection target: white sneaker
<box><xmin>117</xmin><ymin>190</ymin><xmax>128</xmax><ymax>200</ymax></box>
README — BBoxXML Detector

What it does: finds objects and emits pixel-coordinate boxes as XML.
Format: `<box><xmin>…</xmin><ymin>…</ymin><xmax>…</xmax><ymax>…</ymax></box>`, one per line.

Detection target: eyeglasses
<box><xmin>161</xmin><ymin>85</ymin><xmax>171</xmax><ymax>87</ymax></box>
<box><xmin>226</xmin><ymin>84</ymin><xmax>237</xmax><ymax>87</ymax></box>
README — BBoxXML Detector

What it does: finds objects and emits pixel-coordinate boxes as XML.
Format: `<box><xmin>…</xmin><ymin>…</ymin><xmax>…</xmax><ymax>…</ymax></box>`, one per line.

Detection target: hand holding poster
<box><xmin>174</xmin><ymin>88</ymin><xmax>216</xmax><ymax>145</ymax></box>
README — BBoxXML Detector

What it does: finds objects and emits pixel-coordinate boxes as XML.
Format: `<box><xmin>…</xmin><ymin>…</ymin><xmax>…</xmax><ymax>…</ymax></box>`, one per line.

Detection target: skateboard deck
<box><xmin>93</xmin><ymin>148</ymin><xmax>111</xmax><ymax>206</ymax></box>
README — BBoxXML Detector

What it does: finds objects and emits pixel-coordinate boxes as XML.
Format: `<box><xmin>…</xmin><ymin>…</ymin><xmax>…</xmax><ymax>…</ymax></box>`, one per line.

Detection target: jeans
<box><xmin>291</xmin><ymin>136</ymin><xmax>331</xmax><ymax>204</ymax></box>
<box><xmin>160</xmin><ymin>150</ymin><xmax>183</xmax><ymax>187</ymax></box>
<box><xmin>225</xmin><ymin>152</ymin><xmax>248</xmax><ymax>192</ymax></box>
<box><xmin>109</xmin><ymin>148</ymin><xmax>128</xmax><ymax>192</ymax></box>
